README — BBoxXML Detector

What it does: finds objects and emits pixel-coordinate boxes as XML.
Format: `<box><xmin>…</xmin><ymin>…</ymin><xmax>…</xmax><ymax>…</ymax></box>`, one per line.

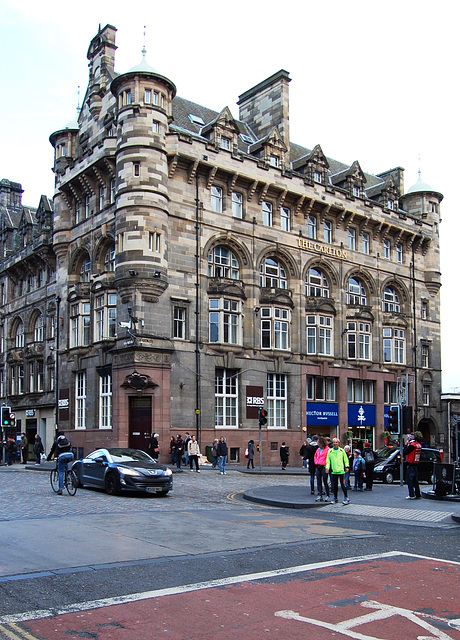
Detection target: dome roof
<box><xmin>128</xmin><ymin>56</ymin><xmax>159</xmax><ymax>74</ymax></box>
<box><xmin>404</xmin><ymin>174</ymin><xmax>443</xmax><ymax>200</ymax></box>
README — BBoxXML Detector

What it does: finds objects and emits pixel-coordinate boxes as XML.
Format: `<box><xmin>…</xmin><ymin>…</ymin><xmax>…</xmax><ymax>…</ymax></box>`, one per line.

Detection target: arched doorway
<box><xmin>417</xmin><ymin>417</ymin><xmax>435</xmax><ymax>446</ymax></box>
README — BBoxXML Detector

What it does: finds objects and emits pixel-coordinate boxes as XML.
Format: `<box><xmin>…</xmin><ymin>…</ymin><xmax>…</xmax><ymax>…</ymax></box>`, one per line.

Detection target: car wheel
<box><xmin>105</xmin><ymin>472</ymin><xmax>120</xmax><ymax>495</ymax></box>
<box><xmin>383</xmin><ymin>470</ymin><xmax>394</xmax><ymax>484</ymax></box>
<box><xmin>73</xmin><ymin>470</ymin><xmax>83</xmax><ymax>488</ymax></box>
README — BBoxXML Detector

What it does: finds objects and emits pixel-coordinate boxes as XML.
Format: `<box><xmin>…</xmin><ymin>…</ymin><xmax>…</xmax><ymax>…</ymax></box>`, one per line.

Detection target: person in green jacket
<box><xmin>326</xmin><ymin>438</ymin><xmax>350</xmax><ymax>505</ymax></box>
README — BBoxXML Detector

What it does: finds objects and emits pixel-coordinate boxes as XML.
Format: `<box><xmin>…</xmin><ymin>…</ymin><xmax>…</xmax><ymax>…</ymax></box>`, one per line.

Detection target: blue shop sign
<box><xmin>383</xmin><ymin>406</ymin><xmax>390</xmax><ymax>428</ymax></box>
<box><xmin>348</xmin><ymin>404</ymin><xmax>376</xmax><ymax>427</ymax></box>
<box><xmin>306</xmin><ymin>402</ymin><xmax>339</xmax><ymax>427</ymax></box>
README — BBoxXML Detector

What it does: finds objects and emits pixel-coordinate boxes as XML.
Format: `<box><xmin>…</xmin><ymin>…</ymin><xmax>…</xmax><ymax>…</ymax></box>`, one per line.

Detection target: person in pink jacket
<box><xmin>314</xmin><ymin>436</ymin><xmax>330</xmax><ymax>502</ymax></box>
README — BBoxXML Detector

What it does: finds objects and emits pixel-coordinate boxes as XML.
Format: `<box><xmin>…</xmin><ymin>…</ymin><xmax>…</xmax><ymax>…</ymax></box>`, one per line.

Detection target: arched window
<box><xmin>15</xmin><ymin>321</ymin><xmax>24</xmax><ymax>348</ymax></box>
<box><xmin>208</xmin><ymin>246</ymin><xmax>239</xmax><ymax>279</ymax></box>
<box><xmin>305</xmin><ymin>267</ymin><xmax>329</xmax><ymax>298</ymax></box>
<box><xmin>104</xmin><ymin>243</ymin><xmax>116</xmax><ymax>272</ymax></box>
<box><xmin>347</xmin><ymin>277</ymin><xmax>367</xmax><ymax>305</ymax></box>
<box><xmin>382</xmin><ymin>286</ymin><xmax>400</xmax><ymax>313</ymax></box>
<box><xmin>34</xmin><ymin>315</ymin><xmax>44</xmax><ymax>342</ymax></box>
<box><xmin>260</xmin><ymin>258</ymin><xmax>287</xmax><ymax>289</ymax></box>
<box><xmin>79</xmin><ymin>254</ymin><xmax>91</xmax><ymax>282</ymax></box>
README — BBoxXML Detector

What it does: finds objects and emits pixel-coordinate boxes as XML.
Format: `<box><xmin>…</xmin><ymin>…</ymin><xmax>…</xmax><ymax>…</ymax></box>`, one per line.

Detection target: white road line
<box><xmin>0</xmin><ymin>551</ymin><xmax>458</xmax><ymax>625</ymax></box>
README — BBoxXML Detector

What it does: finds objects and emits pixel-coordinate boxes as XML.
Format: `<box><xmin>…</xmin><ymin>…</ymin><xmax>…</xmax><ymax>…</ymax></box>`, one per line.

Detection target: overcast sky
<box><xmin>1</xmin><ymin>0</ymin><xmax>458</xmax><ymax>391</ymax></box>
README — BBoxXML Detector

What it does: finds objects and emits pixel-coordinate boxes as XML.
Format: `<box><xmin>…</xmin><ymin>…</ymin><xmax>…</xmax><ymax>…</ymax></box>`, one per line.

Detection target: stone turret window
<box><xmin>149</xmin><ymin>232</ymin><xmax>161</xmax><ymax>253</ymax></box>
<box><xmin>361</xmin><ymin>232</ymin><xmax>370</xmax><ymax>254</ymax></box>
<box><xmin>99</xmin><ymin>185</ymin><xmax>105</xmax><ymax>210</ymax></box>
<box><xmin>144</xmin><ymin>89</ymin><xmax>151</xmax><ymax>104</ymax></box>
<box><xmin>324</xmin><ymin>220</ymin><xmax>333</xmax><ymax>244</ymax></box>
<box><xmin>383</xmin><ymin>239</ymin><xmax>391</xmax><ymax>260</ymax></box>
<box><xmin>133</xmin><ymin>162</ymin><xmax>140</xmax><ymax>177</ymax></box>
<box><xmin>262</xmin><ymin>201</ymin><xmax>273</xmax><ymax>227</ymax></box>
<box><xmin>281</xmin><ymin>207</ymin><xmax>290</xmax><ymax>232</ymax></box>
<box><xmin>231</xmin><ymin>192</ymin><xmax>243</xmax><ymax>219</ymax></box>
<box><xmin>152</xmin><ymin>121</ymin><xmax>159</xmax><ymax>134</ymax></box>
<box><xmin>211</xmin><ymin>186</ymin><xmax>223</xmax><ymax>213</ymax></box>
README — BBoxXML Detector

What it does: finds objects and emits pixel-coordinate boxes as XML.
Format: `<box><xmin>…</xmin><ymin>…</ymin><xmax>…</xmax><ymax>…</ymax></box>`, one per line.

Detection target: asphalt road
<box><xmin>0</xmin><ymin>463</ymin><xmax>458</xmax><ymax>639</ymax></box>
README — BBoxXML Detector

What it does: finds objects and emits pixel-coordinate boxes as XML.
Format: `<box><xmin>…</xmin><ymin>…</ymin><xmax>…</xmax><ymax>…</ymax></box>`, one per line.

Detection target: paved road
<box><xmin>0</xmin><ymin>464</ymin><xmax>458</xmax><ymax>639</ymax></box>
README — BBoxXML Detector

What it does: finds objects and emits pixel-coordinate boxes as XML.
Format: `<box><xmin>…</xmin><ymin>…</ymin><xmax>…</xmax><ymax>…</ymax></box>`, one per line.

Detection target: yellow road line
<box><xmin>0</xmin><ymin>623</ymin><xmax>40</xmax><ymax>640</ymax></box>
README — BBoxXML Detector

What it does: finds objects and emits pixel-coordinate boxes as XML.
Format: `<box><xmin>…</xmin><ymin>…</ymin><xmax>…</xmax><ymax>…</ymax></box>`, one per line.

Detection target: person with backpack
<box><xmin>47</xmin><ymin>432</ymin><xmax>74</xmax><ymax>495</ymax></box>
<box><xmin>363</xmin><ymin>442</ymin><xmax>376</xmax><ymax>491</ymax></box>
<box><xmin>352</xmin><ymin>449</ymin><xmax>365</xmax><ymax>491</ymax></box>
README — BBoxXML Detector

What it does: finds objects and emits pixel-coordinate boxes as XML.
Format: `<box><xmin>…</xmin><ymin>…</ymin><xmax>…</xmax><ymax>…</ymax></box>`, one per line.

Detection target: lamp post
<box><xmin>54</xmin><ymin>297</ymin><xmax>61</xmax><ymax>432</ymax></box>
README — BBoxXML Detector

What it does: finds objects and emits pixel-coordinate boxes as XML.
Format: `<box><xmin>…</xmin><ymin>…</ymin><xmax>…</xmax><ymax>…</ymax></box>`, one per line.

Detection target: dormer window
<box><xmin>353</xmin><ymin>186</ymin><xmax>361</xmax><ymax>197</ymax></box>
<box><xmin>387</xmin><ymin>199</ymin><xmax>394</xmax><ymax>210</ymax></box>
<box><xmin>314</xmin><ymin>171</ymin><xmax>322</xmax><ymax>184</ymax></box>
<box><xmin>220</xmin><ymin>137</ymin><xmax>231</xmax><ymax>150</ymax></box>
<box><xmin>240</xmin><ymin>133</ymin><xmax>254</xmax><ymax>144</ymax></box>
<box><xmin>270</xmin><ymin>155</ymin><xmax>279</xmax><ymax>167</ymax></box>
<box><xmin>189</xmin><ymin>114</ymin><xmax>205</xmax><ymax>126</ymax></box>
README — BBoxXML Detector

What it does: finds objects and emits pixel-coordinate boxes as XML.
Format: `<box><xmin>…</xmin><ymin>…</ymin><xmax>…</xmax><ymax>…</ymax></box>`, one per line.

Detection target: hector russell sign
<box><xmin>306</xmin><ymin>403</ymin><xmax>339</xmax><ymax>427</ymax></box>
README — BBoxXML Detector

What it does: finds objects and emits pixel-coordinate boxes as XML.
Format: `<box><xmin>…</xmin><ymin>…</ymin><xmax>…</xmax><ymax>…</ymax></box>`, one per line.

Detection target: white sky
<box><xmin>1</xmin><ymin>0</ymin><xmax>458</xmax><ymax>391</ymax></box>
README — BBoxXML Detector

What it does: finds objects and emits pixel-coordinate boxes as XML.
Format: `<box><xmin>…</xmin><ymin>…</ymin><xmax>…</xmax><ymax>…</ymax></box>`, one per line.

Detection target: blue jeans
<box><xmin>406</xmin><ymin>464</ymin><xmax>421</xmax><ymax>498</ymax></box>
<box><xmin>219</xmin><ymin>455</ymin><xmax>227</xmax><ymax>473</ymax></box>
<box><xmin>58</xmin><ymin>452</ymin><xmax>74</xmax><ymax>490</ymax></box>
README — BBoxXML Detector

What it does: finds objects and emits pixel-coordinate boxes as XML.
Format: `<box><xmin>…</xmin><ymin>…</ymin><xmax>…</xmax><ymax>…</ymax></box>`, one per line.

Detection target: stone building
<box><xmin>0</xmin><ymin>24</ymin><xmax>445</xmax><ymax>464</ymax></box>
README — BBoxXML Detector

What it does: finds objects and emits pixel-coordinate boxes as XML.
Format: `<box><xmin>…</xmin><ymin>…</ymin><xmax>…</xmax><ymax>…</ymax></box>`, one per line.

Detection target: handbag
<box><xmin>245</xmin><ymin>448</ymin><xmax>249</xmax><ymax>458</ymax></box>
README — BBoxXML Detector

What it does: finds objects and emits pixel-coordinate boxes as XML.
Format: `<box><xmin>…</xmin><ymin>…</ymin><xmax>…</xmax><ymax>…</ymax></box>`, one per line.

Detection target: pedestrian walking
<box><xmin>211</xmin><ymin>438</ymin><xmax>219</xmax><ymax>468</ymax></box>
<box><xmin>344</xmin><ymin>445</ymin><xmax>352</xmax><ymax>488</ymax></box>
<box><xmin>299</xmin><ymin>440</ymin><xmax>309</xmax><ymax>469</ymax></box>
<box><xmin>352</xmin><ymin>449</ymin><xmax>365</xmax><ymax>491</ymax></box>
<box><xmin>280</xmin><ymin>442</ymin><xmax>290</xmax><ymax>470</ymax></box>
<box><xmin>184</xmin><ymin>432</ymin><xmax>191</xmax><ymax>466</ymax></box>
<box><xmin>5</xmin><ymin>438</ymin><xmax>16</xmax><ymax>466</ymax></box>
<box><xmin>169</xmin><ymin>436</ymin><xmax>177</xmax><ymax>466</ymax></box>
<box><xmin>363</xmin><ymin>442</ymin><xmax>376</xmax><ymax>491</ymax></box>
<box><xmin>174</xmin><ymin>435</ymin><xmax>185</xmax><ymax>472</ymax></box>
<box><xmin>314</xmin><ymin>436</ymin><xmax>330</xmax><ymax>502</ymax></box>
<box><xmin>404</xmin><ymin>433</ymin><xmax>422</xmax><ymax>499</ymax></box>
<box><xmin>306</xmin><ymin>436</ymin><xmax>319</xmax><ymax>494</ymax></box>
<box><xmin>150</xmin><ymin>433</ymin><xmax>160</xmax><ymax>459</ymax></box>
<box><xmin>216</xmin><ymin>436</ymin><xmax>228</xmax><ymax>474</ymax></box>
<box><xmin>33</xmin><ymin>434</ymin><xmax>44</xmax><ymax>465</ymax></box>
<box><xmin>188</xmin><ymin>434</ymin><xmax>201</xmax><ymax>472</ymax></box>
<box><xmin>21</xmin><ymin>433</ymin><xmax>28</xmax><ymax>464</ymax></box>
<box><xmin>326</xmin><ymin>438</ymin><xmax>350</xmax><ymax>504</ymax></box>
<box><xmin>247</xmin><ymin>439</ymin><xmax>255</xmax><ymax>469</ymax></box>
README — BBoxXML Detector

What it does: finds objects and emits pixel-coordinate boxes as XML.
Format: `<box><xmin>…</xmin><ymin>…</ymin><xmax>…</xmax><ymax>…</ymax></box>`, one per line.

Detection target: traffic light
<box><xmin>402</xmin><ymin>405</ymin><xmax>413</xmax><ymax>432</ymax></box>
<box><xmin>9</xmin><ymin>413</ymin><xmax>16</xmax><ymax>428</ymax></box>
<box><xmin>388</xmin><ymin>405</ymin><xmax>400</xmax><ymax>432</ymax></box>
<box><xmin>258</xmin><ymin>408</ymin><xmax>268</xmax><ymax>427</ymax></box>
<box><xmin>1</xmin><ymin>406</ymin><xmax>11</xmax><ymax>426</ymax></box>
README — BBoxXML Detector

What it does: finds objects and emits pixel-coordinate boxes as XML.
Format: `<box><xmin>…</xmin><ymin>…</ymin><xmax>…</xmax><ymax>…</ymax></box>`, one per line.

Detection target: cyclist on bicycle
<box><xmin>47</xmin><ymin>432</ymin><xmax>74</xmax><ymax>495</ymax></box>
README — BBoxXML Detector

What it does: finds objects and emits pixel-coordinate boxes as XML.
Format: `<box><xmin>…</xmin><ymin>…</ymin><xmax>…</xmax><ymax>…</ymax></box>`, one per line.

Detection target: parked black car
<box><xmin>373</xmin><ymin>446</ymin><xmax>442</xmax><ymax>484</ymax></box>
<box><xmin>72</xmin><ymin>448</ymin><xmax>173</xmax><ymax>495</ymax></box>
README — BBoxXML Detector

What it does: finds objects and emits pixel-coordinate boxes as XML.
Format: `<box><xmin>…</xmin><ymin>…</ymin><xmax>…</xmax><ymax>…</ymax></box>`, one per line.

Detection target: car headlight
<box><xmin>374</xmin><ymin>465</ymin><xmax>384</xmax><ymax>472</ymax></box>
<box><xmin>119</xmin><ymin>467</ymin><xmax>142</xmax><ymax>477</ymax></box>
<box><xmin>164</xmin><ymin>468</ymin><xmax>173</xmax><ymax>476</ymax></box>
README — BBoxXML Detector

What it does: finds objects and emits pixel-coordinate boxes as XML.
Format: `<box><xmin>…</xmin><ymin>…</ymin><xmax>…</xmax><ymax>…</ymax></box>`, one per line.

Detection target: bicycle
<box><xmin>50</xmin><ymin>459</ymin><xmax>78</xmax><ymax>495</ymax></box>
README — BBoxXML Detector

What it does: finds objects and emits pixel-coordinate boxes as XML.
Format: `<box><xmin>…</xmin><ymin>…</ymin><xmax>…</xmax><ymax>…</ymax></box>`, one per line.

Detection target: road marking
<box><xmin>339</xmin><ymin>504</ymin><xmax>453</xmax><ymax>522</ymax></box>
<box><xmin>276</xmin><ymin>599</ymin><xmax>456</xmax><ymax>640</ymax></box>
<box><xmin>0</xmin><ymin>624</ymin><xmax>40</xmax><ymax>640</ymax></box>
<box><xmin>0</xmin><ymin>551</ymin><xmax>459</xmax><ymax>625</ymax></box>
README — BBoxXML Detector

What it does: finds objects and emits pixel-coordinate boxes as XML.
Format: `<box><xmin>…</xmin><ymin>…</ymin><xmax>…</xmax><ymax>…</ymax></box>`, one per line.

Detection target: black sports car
<box><xmin>72</xmin><ymin>448</ymin><xmax>173</xmax><ymax>495</ymax></box>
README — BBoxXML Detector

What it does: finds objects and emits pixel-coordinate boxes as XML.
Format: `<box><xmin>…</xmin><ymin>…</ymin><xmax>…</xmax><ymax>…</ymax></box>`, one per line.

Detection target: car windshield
<box><xmin>375</xmin><ymin>446</ymin><xmax>399</xmax><ymax>460</ymax></box>
<box><xmin>107</xmin><ymin>449</ymin><xmax>154</xmax><ymax>463</ymax></box>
